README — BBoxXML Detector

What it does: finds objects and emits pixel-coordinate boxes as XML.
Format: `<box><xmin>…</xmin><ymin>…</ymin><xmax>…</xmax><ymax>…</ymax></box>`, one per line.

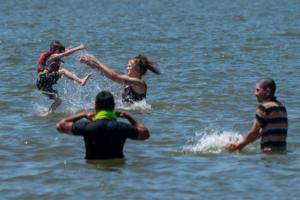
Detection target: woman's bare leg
<box><xmin>59</xmin><ymin>68</ymin><xmax>92</xmax><ymax>86</ymax></box>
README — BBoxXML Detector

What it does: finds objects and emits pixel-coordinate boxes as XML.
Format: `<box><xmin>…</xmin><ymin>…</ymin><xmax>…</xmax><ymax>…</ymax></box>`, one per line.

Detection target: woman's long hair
<box><xmin>134</xmin><ymin>55</ymin><xmax>160</xmax><ymax>76</ymax></box>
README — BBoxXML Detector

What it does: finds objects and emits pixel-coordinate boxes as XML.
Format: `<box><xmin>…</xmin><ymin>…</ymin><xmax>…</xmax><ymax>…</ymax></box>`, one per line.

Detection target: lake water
<box><xmin>1</xmin><ymin>0</ymin><xmax>300</xmax><ymax>199</ymax></box>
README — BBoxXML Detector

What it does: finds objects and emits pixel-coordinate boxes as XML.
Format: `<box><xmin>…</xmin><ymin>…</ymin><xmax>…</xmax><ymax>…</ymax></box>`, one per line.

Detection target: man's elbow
<box><xmin>56</xmin><ymin>119</ymin><xmax>73</xmax><ymax>134</ymax></box>
<box><xmin>142</xmin><ymin>131</ymin><xmax>150</xmax><ymax>140</ymax></box>
<box><xmin>56</xmin><ymin>121</ymin><xmax>69</xmax><ymax>134</ymax></box>
<box><xmin>138</xmin><ymin>129</ymin><xmax>150</xmax><ymax>140</ymax></box>
<box><xmin>56</xmin><ymin>122</ymin><xmax>64</xmax><ymax>133</ymax></box>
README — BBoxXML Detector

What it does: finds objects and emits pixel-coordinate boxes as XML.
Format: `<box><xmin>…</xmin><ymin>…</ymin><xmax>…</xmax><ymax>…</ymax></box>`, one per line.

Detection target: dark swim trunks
<box><xmin>36</xmin><ymin>71</ymin><xmax>60</xmax><ymax>99</ymax></box>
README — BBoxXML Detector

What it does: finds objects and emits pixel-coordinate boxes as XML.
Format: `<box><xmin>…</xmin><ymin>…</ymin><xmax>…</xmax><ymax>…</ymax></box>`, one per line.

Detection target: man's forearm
<box><xmin>125</xmin><ymin>114</ymin><xmax>148</xmax><ymax>133</ymax></box>
<box><xmin>238</xmin><ymin>131</ymin><xmax>260</xmax><ymax>150</ymax></box>
<box><xmin>62</xmin><ymin>112</ymin><xmax>87</xmax><ymax>123</ymax></box>
<box><xmin>119</xmin><ymin>112</ymin><xmax>149</xmax><ymax>140</ymax></box>
<box><xmin>56</xmin><ymin>113</ymin><xmax>86</xmax><ymax>134</ymax></box>
<box><xmin>123</xmin><ymin>113</ymin><xmax>139</xmax><ymax>127</ymax></box>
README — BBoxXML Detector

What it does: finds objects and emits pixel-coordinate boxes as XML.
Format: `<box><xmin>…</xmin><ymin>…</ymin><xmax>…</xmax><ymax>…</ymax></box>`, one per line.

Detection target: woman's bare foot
<box><xmin>80</xmin><ymin>73</ymin><xmax>92</xmax><ymax>86</ymax></box>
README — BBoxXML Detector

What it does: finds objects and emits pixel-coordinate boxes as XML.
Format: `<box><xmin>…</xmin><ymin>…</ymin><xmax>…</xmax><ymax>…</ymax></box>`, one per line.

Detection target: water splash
<box><xmin>181</xmin><ymin>128</ymin><xmax>243</xmax><ymax>154</ymax></box>
<box><xmin>32</xmin><ymin>50</ymin><xmax>152</xmax><ymax>114</ymax></box>
<box><xmin>118</xmin><ymin>99</ymin><xmax>151</xmax><ymax>111</ymax></box>
<box><xmin>75</xmin><ymin>49</ymin><xmax>93</xmax><ymax>60</ymax></box>
<box><xmin>32</xmin><ymin>75</ymin><xmax>151</xmax><ymax>115</ymax></box>
<box><xmin>59</xmin><ymin>72</ymin><xmax>121</xmax><ymax>113</ymax></box>
<box><xmin>33</xmin><ymin>99</ymin><xmax>49</xmax><ymax>115</ymax></box>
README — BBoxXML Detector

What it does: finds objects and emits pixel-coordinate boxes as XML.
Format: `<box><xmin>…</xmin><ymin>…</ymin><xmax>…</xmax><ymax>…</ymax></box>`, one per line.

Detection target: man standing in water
<box><xmin>226</xmin><ymin>77</ymin><xmax>288</xmax><ymax>152</ymax></box>
<box><xmin>56</xmin><ymin>91</ymin><xmax>150</xmax><ymax>160</ymax></box>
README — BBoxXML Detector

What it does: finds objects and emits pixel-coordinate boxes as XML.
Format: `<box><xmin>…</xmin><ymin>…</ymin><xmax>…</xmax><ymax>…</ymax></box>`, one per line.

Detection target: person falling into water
<box><xmin>79</xmin><ymin>54</ymin><xmax>160</xmax><ymax>105</ymax></box>
<box><xmin>226</xmin><ymin>77</ymin><xmax>288</xmax><ymax>153</ymax></box>
<box><xmin>36</xmin><ymin>40</ymin><xmax>92</xmax><ymax>116</ymax></box>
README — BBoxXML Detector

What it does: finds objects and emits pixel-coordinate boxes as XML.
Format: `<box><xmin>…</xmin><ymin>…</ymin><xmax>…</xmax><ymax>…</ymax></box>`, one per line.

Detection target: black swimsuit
<box><xmin>122</xmin><ymin>84</ymin><xmax>147</xmax><ymax>104</ymax></box>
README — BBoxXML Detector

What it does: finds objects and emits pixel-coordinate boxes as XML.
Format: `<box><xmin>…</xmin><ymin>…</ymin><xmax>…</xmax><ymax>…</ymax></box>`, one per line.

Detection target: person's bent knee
<box><xmin>59</xmin><ymin>68</ymin><xmax>66</xmax><ymax>75</ymax></box>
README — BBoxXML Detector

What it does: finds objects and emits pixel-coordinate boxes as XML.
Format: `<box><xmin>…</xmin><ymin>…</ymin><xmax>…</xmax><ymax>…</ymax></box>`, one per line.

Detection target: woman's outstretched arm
<box><xmin>80</xmin><ymin>55</ymin><xmax>144</xmax><ymax>88</ymax></box>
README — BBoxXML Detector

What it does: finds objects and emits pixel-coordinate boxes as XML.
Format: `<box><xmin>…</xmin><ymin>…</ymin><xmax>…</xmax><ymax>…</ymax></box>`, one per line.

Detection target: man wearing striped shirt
<box><xmin>226</xmin><ymin>77</ymin><xmax>288</xmax><ymax>152</ymax></box>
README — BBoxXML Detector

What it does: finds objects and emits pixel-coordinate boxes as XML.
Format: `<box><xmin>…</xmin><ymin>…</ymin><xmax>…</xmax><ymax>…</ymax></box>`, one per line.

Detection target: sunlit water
<box><xmin>1</xmin><ymin>0</ymin><xmax>300</xmax><ymax>199</ymax></box>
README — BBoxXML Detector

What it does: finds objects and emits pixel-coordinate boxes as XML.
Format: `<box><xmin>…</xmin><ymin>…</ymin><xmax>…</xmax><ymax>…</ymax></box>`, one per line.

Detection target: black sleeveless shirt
<box><xmin>122</xmin><ymin>84</ymin><xmax>147</xmax><ymax>104</ymax></box>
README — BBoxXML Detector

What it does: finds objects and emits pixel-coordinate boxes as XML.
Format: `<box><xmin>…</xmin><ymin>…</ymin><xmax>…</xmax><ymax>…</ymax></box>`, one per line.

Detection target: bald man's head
<box><xmin>257</xmin><ymin>77</ymin><xmax>276</xmax><ymax>97</ymax></box>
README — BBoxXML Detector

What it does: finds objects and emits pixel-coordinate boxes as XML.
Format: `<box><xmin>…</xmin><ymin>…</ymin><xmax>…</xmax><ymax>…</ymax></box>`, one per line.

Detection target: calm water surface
<box><xmin>1</xmin><ymin>0</ymin><xmax>300</xmax><ymax>199</ymax></box>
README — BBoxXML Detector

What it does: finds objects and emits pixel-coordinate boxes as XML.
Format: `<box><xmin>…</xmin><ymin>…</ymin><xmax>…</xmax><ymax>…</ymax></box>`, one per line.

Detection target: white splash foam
<box><xmin>33</xmin><ymin>101</ymin><xmax>49</xmax><ymax>114</ymax></box>
<box><xmin>118</xmin><ymin>99</ymin><xmax>152</xmax><ymax>111</ymax></box>
<box><xmin>181</xmin><ymin>129</ymin><xmax>243</xmax><ymax>154</ymax></box>
<box><xmin>75</xmin><ymin>50</ymin><xmax>92</xmax><ymax>60</ymax></box>
<box><xmin>33</xmin><ymin>76</ymin><xmax>151</xmax><ymax>114</ymax></box>
<box><xmin>59</xmin><ymin>74</ymin><xmax>119</xmax><ymax>113</ymax></box>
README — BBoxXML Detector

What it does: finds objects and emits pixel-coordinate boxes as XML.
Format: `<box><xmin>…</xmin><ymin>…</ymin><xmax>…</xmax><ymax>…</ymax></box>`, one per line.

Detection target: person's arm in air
<box><xmin>48</xmin><ymin>44</ymin><xmax>86</xmax><ymax>62</ymax></box>
<box><xmin>80</xmin><ymin>55</ymin><xmax>144</xmax><ymax>87</ymax></box>
<box><xmin>116</xmin><ymin>111</ymin><xmax>149</xmax><ymax>140</ymax></box>
<box><xmin>56</xmin><ymin>112</ymin><xmax>94</xmax><ymax>134</ymax></box>
<box><xmin>225</xmin><ymin>120</ymin><xmax>261</xmax><ymax>152</ymax></box>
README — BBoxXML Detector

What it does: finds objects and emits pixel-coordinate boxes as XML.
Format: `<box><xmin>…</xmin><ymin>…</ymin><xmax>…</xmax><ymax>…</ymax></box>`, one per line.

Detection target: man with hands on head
<box><xmin>56</xmin><ymin>91</ymin><xmax>149</xmax><ymax>161</ymax></box>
